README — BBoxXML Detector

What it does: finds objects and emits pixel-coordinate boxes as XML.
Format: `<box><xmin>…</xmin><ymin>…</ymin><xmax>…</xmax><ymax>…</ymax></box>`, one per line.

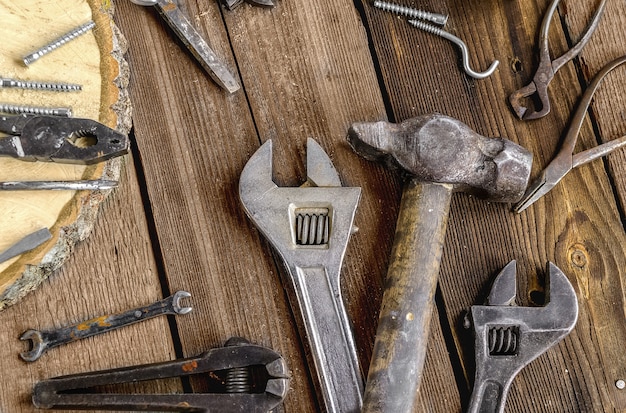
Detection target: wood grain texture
<box><xmin>0</xmin><ymin>0</ymin><xmax>130</xmax><ymax>309</ymax></box>
<box><xmin>0</xmin><ymin>2</ymin><xmax>177</xmax><ymax>412</ymax></box>
<box><xmin>361</xmin><ymin>0</ymin><xmax>626</xmax><ymax>411</ymax></box>
<box><xmin>1</xmin><ymin>0</ymin><xmax>625</xmax><ymax>412</ymax></box>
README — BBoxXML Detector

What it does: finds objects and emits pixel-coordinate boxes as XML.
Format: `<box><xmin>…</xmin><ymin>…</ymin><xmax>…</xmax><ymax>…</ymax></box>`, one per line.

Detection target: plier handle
<box><xmin>509</xmin><ymin>0</ymin><xmax>607</xmax><ymax>120</ymax></box>
<box><xmin>514</xmin><ymin>55</ymin><xmax>626</xmax><ymax>213</ymax></box>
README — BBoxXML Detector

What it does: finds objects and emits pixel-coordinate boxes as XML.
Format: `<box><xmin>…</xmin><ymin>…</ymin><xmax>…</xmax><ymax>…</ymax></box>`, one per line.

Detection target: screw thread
<box><xmin>407</xmin><ymin>19</ymin><xmax>444</xmax><ymax>36</ymax></box>
<box><xmin>373</xmin><ymin>1</ymin><xmax>448</xmax><ymax>26</ymax></box>
<box><xmin>23</xmin><ymin>21</ymin><xmax>96</xmax><ymax>66</ymax></box>
<box><xmin>0</xmin><ymin>78</ymin><xmax>81</xmax><ymax>92</ymax></box>
<box><xmin>0</xmin><ymin>103</ymin><xmax>72</xmax><ymax>117</ymax></box>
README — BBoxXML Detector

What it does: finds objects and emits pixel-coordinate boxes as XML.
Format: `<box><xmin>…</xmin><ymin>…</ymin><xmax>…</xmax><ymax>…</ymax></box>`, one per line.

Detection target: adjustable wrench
<box><xmin>467</xmin><ymin>261</ymin><xmax>578</xmax><ymax>413</ymax></box>
<box><xmin>239</xmin><ymin>139</ymin><xmax>363</xmax><ymax>412</ymax></box>
<box><xmin>20</xmin><ymin>291</ymin><xmax>192</xmax><ymax>362</ymax></box>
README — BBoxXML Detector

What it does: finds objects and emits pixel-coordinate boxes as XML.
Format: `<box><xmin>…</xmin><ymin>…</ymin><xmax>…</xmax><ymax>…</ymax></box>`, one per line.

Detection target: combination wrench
<box><xmin>20</xmin><ymin>291</ymin><xmax>192</xmax><ymax>362</ymax></box>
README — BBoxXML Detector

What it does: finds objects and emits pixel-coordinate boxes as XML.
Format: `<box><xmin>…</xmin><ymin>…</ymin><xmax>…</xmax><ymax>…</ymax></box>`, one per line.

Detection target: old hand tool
<box><xmin>223</xmin><ymin>0</ymin><xmax>274</xmax><ymax>11</ymax></box>
<box><xmin>0</xmin><ymin>114</ymin><xmax>128</xmax><ymax>164</ymax></box>
<box><xmin>131</xmin><ymin>0</ymin><xmax>240</xmax><ymax>93</ymax></box>
<box><xmin>33</xmin><ymin>337</ymin><xmax>290</xmax><ymax>412</ymax></box>
<box><xmin>514</xmin><ymin>55</ymin><xmax>626</xmax><ymax>213</ymax></box>
<box><xmin>467</xmin><ymin>260</ymin><xmax>578</xmax><ymax>413</ymax></box>
<box><xmin>0</xmin><ymin>228</ymin><xmax>51</xmax><ymax>264</ymax></box>
<box><xmin>0</xmin><ymin>180</ymin><xmax>118</xmax><ymax>191</ymax></box>
<box><xmin>240</xmin><ymin>139</ymin><xmax>363</xmax><ymax>412</ymax></box>
<box><xmin>509</xmin><ymin>0</ymin><xmax>606</xmax><ymax>120</ymax></box>
<box><xmin>20</xmin><ymin>291</ymin><xmax>191</xmax><ymax>362</ymax></box>
<box><xmin>348</xmin><ymin>114</ymin><xmax>532</xmax><ymax>413</ymax></box>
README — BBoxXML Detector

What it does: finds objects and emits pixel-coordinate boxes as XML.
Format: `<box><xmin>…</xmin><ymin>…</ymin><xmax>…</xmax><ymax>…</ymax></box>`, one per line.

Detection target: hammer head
<box><xmin>347</xmin><ymin>114</ymin><xmax>532</xmax><ymax>203</ymax></box>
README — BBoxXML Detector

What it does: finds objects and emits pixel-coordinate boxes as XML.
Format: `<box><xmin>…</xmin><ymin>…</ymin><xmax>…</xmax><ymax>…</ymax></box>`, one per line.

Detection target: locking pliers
<box><xmin>33</xmin><ymin>337</ymin><xmax>289</xmax><ymax>412</ymax></box>
<box><xmin>0</xmin><ymin>114</ymin><xmax>128</xmax><ymax>164</ymax></box>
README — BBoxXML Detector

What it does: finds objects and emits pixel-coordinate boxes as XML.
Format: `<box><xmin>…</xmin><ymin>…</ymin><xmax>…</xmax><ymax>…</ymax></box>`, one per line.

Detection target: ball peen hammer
<box><xmin>347</xmin><ymin>114</ymin><xmax>532</xmax><ymax>413</ymax></box>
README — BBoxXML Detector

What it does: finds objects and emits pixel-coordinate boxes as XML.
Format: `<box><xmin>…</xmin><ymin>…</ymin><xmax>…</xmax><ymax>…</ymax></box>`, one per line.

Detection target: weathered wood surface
<box><xmin>0</xmin><ymin>0</ymin><xmax>129</xmax><ymax>309</ymax></box>
<box><xmin>1</xmin><ymin>0</ymin><xmax>625</xmax><ymax>412</ymax></box>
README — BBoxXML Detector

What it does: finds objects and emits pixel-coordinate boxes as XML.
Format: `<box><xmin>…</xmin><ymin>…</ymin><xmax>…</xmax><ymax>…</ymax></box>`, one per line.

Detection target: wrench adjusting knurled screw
<box><xmin>19</xmin><ymin>291</ymin><xmax>192</xmax><ymax>362</ymax></box>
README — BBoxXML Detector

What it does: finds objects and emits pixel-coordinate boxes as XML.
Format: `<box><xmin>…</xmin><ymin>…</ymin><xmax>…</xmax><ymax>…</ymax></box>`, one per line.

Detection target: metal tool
<box><xmin>20</xmin><ymin>291</ymin><xmax>192</xmax><ymax>362</ymax></box>
<box><xmin>131</xmin><ymin>0</ymin><xmax>240</xmax><ymax>93</ymax></box>
<box><xmin>509</xmin><ymin>0</ymin><xmax>606</xmax><ymax>120</ymax></box>
<box><xmin>0</xmin><ymin>114</ymin><xmax>128</xmax><ymax>164</ymax></box>
<box><xmin>347</xmin><ymin>115</ymin><xmax>532</xmax><ymax>413</ymax></box>
<box><xmin>0</xmin><ymin>103</ymin><xmax>71</xmax><ymax>117</ymax></box>
<box><xmin>0</xmin><ymin>228</ymin><xmax>51</xmax><ymax>264</ymax></box>
<box><xmin>467</xmin><ymin>260</ymin><xmax>578</xmax><ymax>413</ymax></box>
<box><xmin>240</xmin><ymin>138</ymin><xmax>363</xmax><ymax>412</ymax></box>
<box><xmin>374</xmin><ymin>1</ymin><xmax>448</xmax><ymax>26</ymax></box>
<box><xmin>408</xmin><ymin>20</ymin><xmax>498</xmax><ymax>79</ymax></box>
<box><xmin>0</xmin><ymin>77</ymin><xmax>81</xmax><ymax>92</ymax></box>
<box><xmin>0</xmin><ymin>180</ymin><xmax>118</xmax><ymax>191</ymax></box>
<box><xmin>223</xmin><ymin>0</ymin><xmax>274</xmax><ymax>10</ymax></box>
<box><xmin>514</xmin><ymin>55</ymin><xmax>626</xmax><ymax>213</ymax></box>
<box><xmin>23</xmin><ymin>21</ymin><xmax>96</xmax><ymax>66</ymax></box>
<box><xmin>32</xmin><ymin>337</ymin><xmax>289</xmax><ymax>412</ymax></box>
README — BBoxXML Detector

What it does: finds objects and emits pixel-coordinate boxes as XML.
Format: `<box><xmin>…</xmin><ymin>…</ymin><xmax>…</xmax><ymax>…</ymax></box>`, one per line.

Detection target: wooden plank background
<box><xmin>1</xmin><ymin>0</ymin><xmax>626</xmax><ymax>411</ymax></box>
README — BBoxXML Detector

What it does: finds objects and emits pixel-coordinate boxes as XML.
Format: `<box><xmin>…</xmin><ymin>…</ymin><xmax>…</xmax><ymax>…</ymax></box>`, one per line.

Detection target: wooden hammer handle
<box><xmin>363</xmin><ymin>180</ymin><xmax>452</xmax><ymax>413</ymax></box>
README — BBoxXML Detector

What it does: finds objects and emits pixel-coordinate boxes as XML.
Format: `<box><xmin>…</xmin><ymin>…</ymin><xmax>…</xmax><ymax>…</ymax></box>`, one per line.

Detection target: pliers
<box><xmin>514</xmin><ymin>55</ymin><xmax>626</xmax><ymax>213</ymax></box>
<box><xmin>32</xmin><ymin>337</ymin><xmax>289</xmax><ymax>412</ymax></box>
<box><xmin>0</xmin><ymin>114</ymin><xmax>128</xmax><ymax>164</ymax></box>
<box><xmin>509</xmin><ymin>0</ymin><xmax>606</xmax><ymax>120</ymax></box>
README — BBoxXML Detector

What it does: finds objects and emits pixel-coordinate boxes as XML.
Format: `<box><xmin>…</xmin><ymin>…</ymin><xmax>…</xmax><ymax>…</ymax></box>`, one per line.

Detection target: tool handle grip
<box><xmin>362</xmin><ymin>180</ymin><xmax>452</xmax><ymax>413</ymax></box>
<box><xmin>293</xmin><ymin>266</ymin><xmax>364</xmax><ymax>413</ymax></box>
<box><xmin>467</xmin><ymin>379</ymin><xmax>506</xmax><ymax>413</ymax></box>
<box><xmin>42</xmin><ymin>296</ymin><xmax>176</xmax><ymax>349</ymax></box>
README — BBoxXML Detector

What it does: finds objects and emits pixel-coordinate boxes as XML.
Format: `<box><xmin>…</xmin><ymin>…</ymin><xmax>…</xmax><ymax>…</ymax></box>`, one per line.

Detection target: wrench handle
<box><xmin>362</xmin><ymin>181</ymin><xmax>452</xmax><ymax>413</ymax></box>
<box><xmin>467</xmin><ymin>380</ymin><xmax>507</xmax><ymax>413</ymax></box>
<box><xmin>40</xmin><ymin>295</ymin><xmax>180</xmax><ymax>350</ymax></box>
<box><xmin>293</xmin><ymin>266</ymin><xmax>364</xmax><ymax>413</ymax></box>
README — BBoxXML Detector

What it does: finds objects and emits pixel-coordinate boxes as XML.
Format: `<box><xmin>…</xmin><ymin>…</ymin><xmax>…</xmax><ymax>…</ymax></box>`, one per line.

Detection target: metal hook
<box><xmin>408</xmin><ymin>19</ymin><xmax>499</xmax><ymax>80</ymax></box>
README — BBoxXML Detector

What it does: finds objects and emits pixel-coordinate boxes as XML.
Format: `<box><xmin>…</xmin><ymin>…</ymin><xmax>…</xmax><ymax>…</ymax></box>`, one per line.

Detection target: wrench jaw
<box><xmin>240</xmin><ymin>139</ymin><xmax>364</xmax><ymax>412</ymax></box>
<box><xmin>171</xmin><ymin>291</ymin><xmax>193</xmax><ymax>315</ymax></box>
<box><xmin>19</xmin><ymin>329</ymin><xmax>46</xmax><ymax>363</ymax></box>
<box><xmin>467</xmin><ymin>261</ymin><xmax>578</xmax><ymax>413</ymax></box>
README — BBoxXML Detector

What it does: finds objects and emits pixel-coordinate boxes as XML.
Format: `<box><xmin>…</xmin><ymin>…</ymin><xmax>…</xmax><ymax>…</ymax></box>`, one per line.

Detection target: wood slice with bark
<box><xmin>0</xmin><ymin>0</ymin><xmax>131</xmax><ymax>309</ymax></box>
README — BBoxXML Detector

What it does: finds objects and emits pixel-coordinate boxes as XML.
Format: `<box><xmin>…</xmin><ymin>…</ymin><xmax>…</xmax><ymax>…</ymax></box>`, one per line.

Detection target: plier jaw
<box><xmin>508</xmin><ymin>0</ymin><xmax>606</xmax><ymax>121</ymax></box>
<box><xmin>508</xmin><ymin>76</ymin><xmax>552</xmax><ymax>121</ymax></box>
<box><xmin>0</xmin><ymin>115</ymin><xmax>128</xmax><ymax>164</ymax></box>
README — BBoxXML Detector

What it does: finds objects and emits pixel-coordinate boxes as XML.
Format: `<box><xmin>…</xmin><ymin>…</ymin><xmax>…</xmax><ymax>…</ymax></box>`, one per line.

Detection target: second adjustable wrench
<box><xmin>20</xmin><ymin>291</ymin><xmax>192</xmax><ymax>362</ymax></box>
<box><xmin>240</xmin><ymin>139</ymin><xmax>363</xmax><ymax>412</ymax></box>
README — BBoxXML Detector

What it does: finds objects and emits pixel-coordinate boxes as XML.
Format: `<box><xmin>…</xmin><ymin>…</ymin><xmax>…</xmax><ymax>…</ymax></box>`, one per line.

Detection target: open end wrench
<box><xmin>467</xmin><ymin>261</ymin><xmax>578</xmax><ymax>413</ymax></box>
<box><xmin>240</xmin><ymin>139</ymin><xmax>363</xmax><ymax>412</ymax></box>
<box><xmin>20</xmin><ymin>291</ymin><xmax>192</xmax><ymax>362</ymax></box>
